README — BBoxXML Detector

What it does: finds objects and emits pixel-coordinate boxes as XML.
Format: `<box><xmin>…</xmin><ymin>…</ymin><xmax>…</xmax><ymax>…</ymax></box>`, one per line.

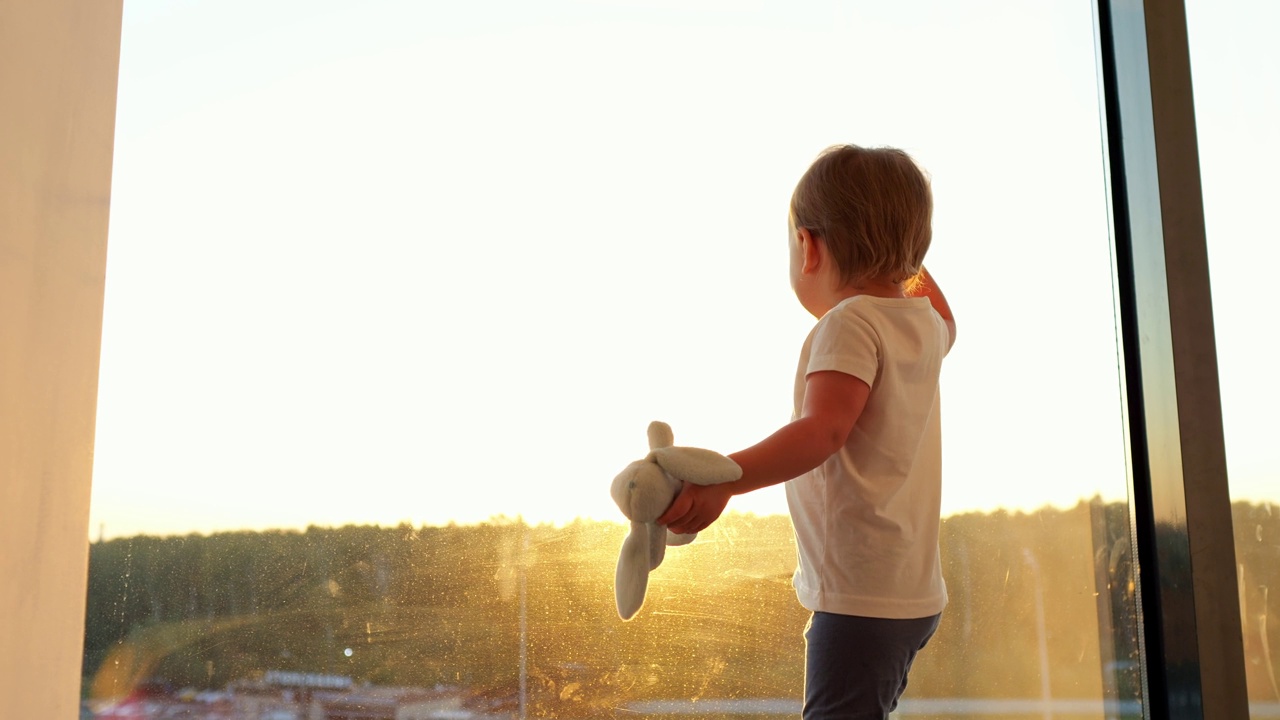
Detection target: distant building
<box><xmin>313</xmin><ymin>686</ymin><xmax>472</xmax><ymax>720</ymax></box>
<box><xmin>91</xmin><ymin>675</ymin><xmax>474</xmax><ymax>720</ymax></box>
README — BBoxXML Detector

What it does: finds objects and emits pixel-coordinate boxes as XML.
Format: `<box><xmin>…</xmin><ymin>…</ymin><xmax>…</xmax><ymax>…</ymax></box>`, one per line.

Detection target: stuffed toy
<box><xmin>610</xmin><ymin>421</ymin><xmax>741</xmax><ymax>620</ymax></box>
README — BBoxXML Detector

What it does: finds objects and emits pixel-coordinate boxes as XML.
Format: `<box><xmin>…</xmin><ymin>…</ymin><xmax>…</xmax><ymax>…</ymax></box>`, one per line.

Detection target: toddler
<box><xmin>658</xmin><ymin>144</ymin><xmax>955</xmax><ymax>720</ymax></box>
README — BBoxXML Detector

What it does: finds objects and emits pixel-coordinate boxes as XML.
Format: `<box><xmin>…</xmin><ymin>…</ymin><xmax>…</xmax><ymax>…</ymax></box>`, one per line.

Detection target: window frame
<box><xmin>1095</xmin><ymin>0</ymin><xmax>1249</xmax><ymax>716</ymax></box>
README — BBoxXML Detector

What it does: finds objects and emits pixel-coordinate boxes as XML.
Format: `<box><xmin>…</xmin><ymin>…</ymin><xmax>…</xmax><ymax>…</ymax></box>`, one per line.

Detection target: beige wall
<box><xmin>0</xmin><ymin>0</ymin><xmax>123</xmax><ymax>717</ymax></box>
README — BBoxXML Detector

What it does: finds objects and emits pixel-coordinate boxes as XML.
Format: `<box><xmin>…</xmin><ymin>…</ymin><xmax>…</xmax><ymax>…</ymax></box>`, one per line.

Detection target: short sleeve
<box><xmin>806</xmin><ymin>304</ymin><xmax>880</xmax><ymax>386</ymax></box>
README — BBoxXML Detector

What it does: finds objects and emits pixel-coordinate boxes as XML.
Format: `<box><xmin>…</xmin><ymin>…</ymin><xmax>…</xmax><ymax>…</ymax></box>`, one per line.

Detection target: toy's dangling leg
<box><xmin>666</xmin><ymin>529</ymin><xmax>696</xmax><ymax>546</ymax></box>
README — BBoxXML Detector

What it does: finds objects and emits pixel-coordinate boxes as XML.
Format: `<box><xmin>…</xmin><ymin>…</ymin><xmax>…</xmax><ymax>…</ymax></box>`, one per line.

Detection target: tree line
<box><xmin>82</xmin><ymin>500</ymin><xmax>1279</xmax><ymax>716</ymax></box>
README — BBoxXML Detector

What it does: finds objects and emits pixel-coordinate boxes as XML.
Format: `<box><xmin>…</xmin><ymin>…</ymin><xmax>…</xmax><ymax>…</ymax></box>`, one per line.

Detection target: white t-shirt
<box><xmin>785</xmin><ymin>295</ymin><xmax>951</xmax><ymax>619</ymax></box>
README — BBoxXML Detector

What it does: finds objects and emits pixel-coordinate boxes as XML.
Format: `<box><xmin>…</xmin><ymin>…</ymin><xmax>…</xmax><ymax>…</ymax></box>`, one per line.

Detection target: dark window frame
<box><xmin>1094</xmin><ymin>0</ymin><xmax>1248</xmax><ymax>717</ymax></box>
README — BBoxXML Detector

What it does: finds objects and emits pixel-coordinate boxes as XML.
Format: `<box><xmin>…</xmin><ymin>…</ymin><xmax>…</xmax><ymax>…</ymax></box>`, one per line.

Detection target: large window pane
<box><xmin>85</xmin><ymin>2</ymin><xmax>1143</xmax><ymax>718</ymax></box>
<box><xmin>1186</xmin><ymin>1</ymin><xmax>1280</xmax><ymax>716</ymax></box>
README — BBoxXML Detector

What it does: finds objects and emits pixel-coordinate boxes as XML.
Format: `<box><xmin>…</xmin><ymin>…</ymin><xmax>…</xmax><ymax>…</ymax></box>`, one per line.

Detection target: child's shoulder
<box><xmin>829</xmin><ymin>295</ymin><xmax>935</xmax><ymax>321</ymax></box>
<box><xmin>823</xmin><ymin>296</ymin><xmax>950</xmax><ymax>351</ymax></box>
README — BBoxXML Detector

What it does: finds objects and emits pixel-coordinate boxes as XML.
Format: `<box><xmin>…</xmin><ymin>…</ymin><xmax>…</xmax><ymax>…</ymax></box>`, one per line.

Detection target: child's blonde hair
<box><xmin>789</xmin><ymin>145</ymin><xmax>933</xmax><ymax>287</ymax></box>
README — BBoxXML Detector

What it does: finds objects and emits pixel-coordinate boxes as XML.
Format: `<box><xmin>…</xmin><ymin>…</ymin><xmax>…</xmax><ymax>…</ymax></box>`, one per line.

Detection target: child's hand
<box><xmin>657</xmin><ymin>481</ymin><xmax>732</xmax><ymax>535</ymax></box>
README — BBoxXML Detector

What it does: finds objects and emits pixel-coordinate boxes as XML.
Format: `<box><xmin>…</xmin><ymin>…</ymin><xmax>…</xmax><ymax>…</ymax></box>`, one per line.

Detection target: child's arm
<box><xmin>910</xmin><ymin>266</ymin><xmax>956</xmax><ymax>347</ymax></box>
<box><xmin>657</xmin><ymin>370</ymin><xmax>870</xmax><ymax>535</ymax></box>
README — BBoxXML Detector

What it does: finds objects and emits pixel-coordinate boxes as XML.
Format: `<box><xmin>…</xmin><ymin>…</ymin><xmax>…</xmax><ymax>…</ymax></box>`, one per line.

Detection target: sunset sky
<box><xmin>89</xmin><ymin>0</ymin><xmax>1277</xmax><ymax>539</ymax></box>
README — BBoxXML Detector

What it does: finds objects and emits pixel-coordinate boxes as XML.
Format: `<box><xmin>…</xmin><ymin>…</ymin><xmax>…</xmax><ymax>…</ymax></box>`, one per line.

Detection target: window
<box><xmin>85</xmin><ymin>2</ymin><xmax>1145</xmax><ymax>718</ymax></box>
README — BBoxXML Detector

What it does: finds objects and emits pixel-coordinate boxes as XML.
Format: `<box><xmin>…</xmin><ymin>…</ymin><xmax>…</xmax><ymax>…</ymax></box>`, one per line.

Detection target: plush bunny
<box><xmin>610</xmin><ymin>421</ymin><xmax>742</xmax><ymax>620</ymax></box>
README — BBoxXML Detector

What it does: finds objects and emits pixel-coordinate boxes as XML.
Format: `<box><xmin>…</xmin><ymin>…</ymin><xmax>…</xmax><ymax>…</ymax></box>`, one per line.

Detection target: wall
<box><xmin>0</xmin><ymin>0</ymin><xmax>123</xmax><ymax>716</ymax></box>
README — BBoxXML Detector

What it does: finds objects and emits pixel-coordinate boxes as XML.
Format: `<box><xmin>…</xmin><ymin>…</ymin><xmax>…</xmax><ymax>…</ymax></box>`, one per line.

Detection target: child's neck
<box><xmin>833</xmin><ymin>278</ymin><xmax>906</xmax><ymax>303</ymax></box>
<box><xmin>829</xmin><ymin>275</ymin><xmax>911</xmax><ymax>303</ymax></box>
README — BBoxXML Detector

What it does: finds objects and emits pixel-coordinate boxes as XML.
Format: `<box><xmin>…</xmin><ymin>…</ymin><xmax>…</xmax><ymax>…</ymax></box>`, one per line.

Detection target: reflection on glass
<box><xmin>1186</xmin><ymin>0</ymin><xmax>1280</xmax><ymax>714</ymax></box>
<box><xmin>1234</xmin><ymin>503</ymin><xmax>1280</xmax><ymax>711</ymax></box>
<box><xmin>84</xmin><ymin>509</ymin><xmax>1142</xmax><ymax>718</ymax></box>
<box><xmin>85</xmin><ymin>2</ymin><xmax>1143</xmax><ymax>719</ymax></box>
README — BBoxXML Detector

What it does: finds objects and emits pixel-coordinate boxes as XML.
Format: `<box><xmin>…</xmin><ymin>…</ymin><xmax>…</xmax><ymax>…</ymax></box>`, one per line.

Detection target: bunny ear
<box><xmin>652</xmin><ymin>446</ymin><xmax>742</xmax><ymax>486</ymax></box>
<box><xmin>647</xmin><ymin>421</ymin><xmax>674</xmax><ymax>450</ymax></box>
<box><xmin>615</xmin><ymin>520</ymin><xmax>651</xmax><ymax>620</ymax></box>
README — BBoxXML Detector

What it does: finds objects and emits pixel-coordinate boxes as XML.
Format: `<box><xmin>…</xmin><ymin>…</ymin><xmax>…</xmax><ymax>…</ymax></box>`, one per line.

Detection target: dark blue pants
<box><xmin>803</xmin><ymin>611</ymin><xmax>942</xmax><ymax>720</ymax></box>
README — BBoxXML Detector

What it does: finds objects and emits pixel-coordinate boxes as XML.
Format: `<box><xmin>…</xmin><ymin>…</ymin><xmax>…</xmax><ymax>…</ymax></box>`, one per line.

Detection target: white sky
<box><xmin>90</xmin><ymin>0</ymin><xmax>1277</xmax><ymax>539</ymax></box>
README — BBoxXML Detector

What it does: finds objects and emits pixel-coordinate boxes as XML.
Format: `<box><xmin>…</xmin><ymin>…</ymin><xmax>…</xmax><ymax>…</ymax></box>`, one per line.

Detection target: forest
<box><xmin>82</xmin><ymin>500</ymin><xmax>1279</xmax><ymax>717</ymax></box>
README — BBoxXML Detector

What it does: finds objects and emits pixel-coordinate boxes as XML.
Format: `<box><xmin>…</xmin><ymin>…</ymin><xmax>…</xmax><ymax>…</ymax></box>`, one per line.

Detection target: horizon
<box><xmin>89</xmin><ymin>493</ymin><xmax>1274</xmax><ymax>543</ymax></box>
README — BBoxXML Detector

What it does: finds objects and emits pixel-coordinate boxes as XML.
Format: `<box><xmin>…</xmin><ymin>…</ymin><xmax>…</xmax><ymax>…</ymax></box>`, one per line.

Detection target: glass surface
<box><xmin>84</xmin><ymin>2</ymin><xmax>1143</xmax><ymax>718</ymax></box>
<box><xmin>1185</xmin><ymin>1</ymin><xmax>1280</xmax><ymax>716</ymax></box>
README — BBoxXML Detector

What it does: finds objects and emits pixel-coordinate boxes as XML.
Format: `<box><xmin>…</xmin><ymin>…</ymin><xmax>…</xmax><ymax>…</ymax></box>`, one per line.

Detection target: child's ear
<box><xmin>797</xmin><ymin>227</ymin><xmax>822</xmax><ymax>274</ymax></box>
